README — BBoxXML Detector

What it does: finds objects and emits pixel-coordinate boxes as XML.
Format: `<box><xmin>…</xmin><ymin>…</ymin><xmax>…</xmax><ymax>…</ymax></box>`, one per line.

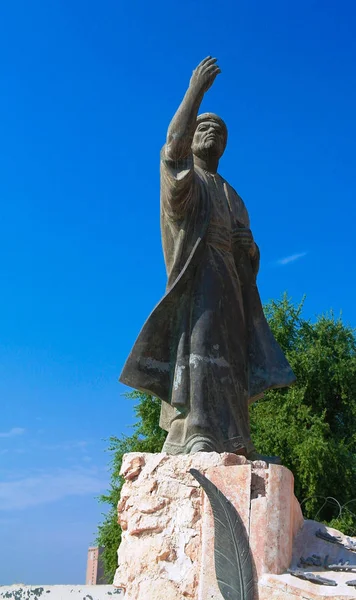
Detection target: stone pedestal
<box><xmin>114</xmin><ymin>453</ymin><xmax>356</xmax><ymax>599</ymax></box>
<box><xmin>114</xmin><ymin>452</ymin><xmax>304</xmax><ymax>599</ymax></box>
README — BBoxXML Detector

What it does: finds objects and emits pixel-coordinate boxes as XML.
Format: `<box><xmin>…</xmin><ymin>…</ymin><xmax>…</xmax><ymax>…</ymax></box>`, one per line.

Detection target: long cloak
<box><xmin>120</xmin><ymin>149</ymin><xmax>295</xmax><ymax>449</ymax></box>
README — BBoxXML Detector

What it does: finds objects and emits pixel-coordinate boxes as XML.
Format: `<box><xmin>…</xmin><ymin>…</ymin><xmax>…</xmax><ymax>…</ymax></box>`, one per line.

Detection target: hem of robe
<box><xmin>161</xmin><ymin>432</ymin><xmax>255</xmax><ymax>456</ymax></box>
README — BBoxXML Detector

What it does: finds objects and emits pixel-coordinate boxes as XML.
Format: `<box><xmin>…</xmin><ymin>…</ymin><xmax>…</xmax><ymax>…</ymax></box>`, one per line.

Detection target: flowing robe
<box><xmin>120</xmin><ymin>148</ymin><xmax>295</xmax><ymax>454</ymax></box>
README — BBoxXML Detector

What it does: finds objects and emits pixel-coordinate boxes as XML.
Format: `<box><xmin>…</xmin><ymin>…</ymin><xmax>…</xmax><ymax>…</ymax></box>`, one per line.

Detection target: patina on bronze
<box><xmin>120</xmin><ymin>57</ymin><xmax>295</xmax><ymax>457</ymax></box>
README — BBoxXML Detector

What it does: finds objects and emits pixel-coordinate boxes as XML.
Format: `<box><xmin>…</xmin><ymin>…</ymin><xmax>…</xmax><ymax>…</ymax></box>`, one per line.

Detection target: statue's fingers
<box><xmin>199</xmin><ymin>56</ymin><xmax>213</xmax><ymax>67</ymax></box>
<box><xmin>205</xmin><ymin>63</ymin><xmax>220</xmax><ymax>75</ymax></box>
<box><xmin>204</xmin><ymin>68</ymin><xmax>221</xmax><ymax>84</ymax></box>
<box><xmin>202</xmin><ymin>57</ymin><xmax>218</xmax><ymax>68</ymax></box>
<box><xmin>210</xmin><ymin>67</ymin><xmax>221</xmax><ymax>77</ymax></box>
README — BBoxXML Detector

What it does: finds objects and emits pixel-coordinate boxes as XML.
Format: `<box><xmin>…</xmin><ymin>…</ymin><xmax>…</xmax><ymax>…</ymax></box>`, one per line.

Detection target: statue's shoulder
<box><xmin>160</xmin><ymin>144</ymin><xmax>196</xmax><ymax>181</ymax></box>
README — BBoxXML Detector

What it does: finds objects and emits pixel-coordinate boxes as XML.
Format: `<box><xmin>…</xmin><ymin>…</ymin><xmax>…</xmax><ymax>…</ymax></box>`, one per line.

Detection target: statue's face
<box><xmin>192</xmin><ymin>120</ymin><xmax>226</xmax><ymax>160</ymax></box>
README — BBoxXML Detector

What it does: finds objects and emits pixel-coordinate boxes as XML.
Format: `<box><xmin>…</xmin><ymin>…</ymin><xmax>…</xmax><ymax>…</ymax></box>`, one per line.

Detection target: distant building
<box><xmin>86</xmin><ymin>546</ymin><xmax>109</xmax><ymax>584</ymax></box>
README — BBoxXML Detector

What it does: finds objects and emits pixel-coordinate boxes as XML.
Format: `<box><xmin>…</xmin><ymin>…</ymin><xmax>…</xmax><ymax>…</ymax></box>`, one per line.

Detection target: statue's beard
<box><xmin>192</xmin><ymin>139</ymin><xmax>222</xmax><ymax>160</ymax></box>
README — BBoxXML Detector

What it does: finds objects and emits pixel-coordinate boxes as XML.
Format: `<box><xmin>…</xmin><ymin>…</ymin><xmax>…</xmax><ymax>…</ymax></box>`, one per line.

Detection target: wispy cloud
<box><xmin>276</xmin><ymin>251</ymin><xmax>308</xmax><ymax>266</ymax></box>
<box><xmin>0</xmin><ymin>467</ymin><xmax>107</xmax><ymax>510</ymax></box>
<box><xmin>0</xmin><ymin>427</ymin><xmax>25</xmax><ymax>439</ymax></box>
<box><xmin>35</xmin><ymin>439</ymin><xmax>93</xmax><ymax>462</ymax></box>
<box><xmin>39</xmin><ymin>440</ymin><xmax>89</xmax><ymax>452</ymax></box>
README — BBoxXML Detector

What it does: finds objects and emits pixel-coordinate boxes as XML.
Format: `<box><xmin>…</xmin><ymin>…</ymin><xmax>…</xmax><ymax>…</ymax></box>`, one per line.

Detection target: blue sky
<box><xmin>0</xmin><ymin>0</ymin><xmax>355</xmax><ymax>585</ymax></box>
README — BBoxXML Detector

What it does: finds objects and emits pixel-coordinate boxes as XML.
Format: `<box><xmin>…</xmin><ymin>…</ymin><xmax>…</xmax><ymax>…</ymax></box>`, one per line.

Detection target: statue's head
<box><xmin>192</xmin><ymin>113</ymin><xmax>228</xmax><ymax>161</ymax></box>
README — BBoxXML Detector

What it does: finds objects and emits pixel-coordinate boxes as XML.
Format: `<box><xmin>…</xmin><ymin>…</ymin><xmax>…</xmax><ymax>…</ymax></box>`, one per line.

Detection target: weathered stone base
<box><xmin>114</xmin><ymin>452</ymin><xmax>242</xmax><ymax>599</ymax></box>
<box><xmin>114</xmin><ymin>452</ymin><xmax>356</xmax><ymax>599</ymax></box>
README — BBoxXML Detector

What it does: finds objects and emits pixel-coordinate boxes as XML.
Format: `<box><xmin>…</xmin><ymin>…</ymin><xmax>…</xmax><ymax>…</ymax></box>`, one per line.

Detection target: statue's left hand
<box><xmin>232</xmin><ymin>228</ymin><xmax>256</xmax><ymax>256</ymax></box>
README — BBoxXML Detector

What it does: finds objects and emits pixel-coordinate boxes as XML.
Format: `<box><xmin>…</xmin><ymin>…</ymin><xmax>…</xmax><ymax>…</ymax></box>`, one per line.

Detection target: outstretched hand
<box><xmin>190</xmin><ymin>56</ymin><xmax>221</xmax><ymax>95</ymax></box>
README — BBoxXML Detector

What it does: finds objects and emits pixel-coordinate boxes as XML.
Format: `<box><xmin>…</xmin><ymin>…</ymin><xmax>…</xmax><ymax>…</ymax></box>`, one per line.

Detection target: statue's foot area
<box><xmin>189</xmin><ymin>440</ymin><xmax>217</xmax><ymax>453</ymax></box>
<box><xmin>163</xmin><ymin>433</ymin><xmax>280</xmax><ymax>460</ymax></box>
<box><xmin>188</xmin><ymin>437</ymin><xmax>218</xmax><ymax>453</ymax></box>
<box><xmin>247</xmin><ymin>450</ymin><xmax>281</xmax><ymax>465</ymax></box>
<box><xmin>162</xmin><ymin>434</ymin><xmax>220</xmax><ymax>455</ymax></box>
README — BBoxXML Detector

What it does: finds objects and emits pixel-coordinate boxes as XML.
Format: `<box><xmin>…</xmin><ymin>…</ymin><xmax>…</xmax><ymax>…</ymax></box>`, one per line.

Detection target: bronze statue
<box><xmin>120</xmin><ymin>57</ymin><xmax>295</xmax><ymax>459</ymax></box>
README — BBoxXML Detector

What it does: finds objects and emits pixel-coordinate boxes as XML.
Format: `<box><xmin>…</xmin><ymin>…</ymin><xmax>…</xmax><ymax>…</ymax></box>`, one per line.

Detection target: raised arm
<box><xmin>165</xmin><ymin>57</ymin><xmax>221</xmax><ymax>160</ymax></box>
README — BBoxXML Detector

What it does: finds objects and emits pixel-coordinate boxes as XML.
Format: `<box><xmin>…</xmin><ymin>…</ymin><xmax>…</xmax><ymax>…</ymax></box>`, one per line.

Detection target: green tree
<box><xmin>97</xmin><ymin>295</ymin><xmax>356</xmax><ymax>582</ymax></box>
<box><xmin>250</xmin><ymin>294</ymin><xmax>356</xmax><ymax>528</ymax></box>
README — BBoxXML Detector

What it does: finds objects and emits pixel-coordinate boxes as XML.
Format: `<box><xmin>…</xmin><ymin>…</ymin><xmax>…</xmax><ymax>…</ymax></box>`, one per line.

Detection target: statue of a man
<box><xmin>120</xmin><ymin>57</ymin><xmax>295</xmax><ymax>458</ymax></box>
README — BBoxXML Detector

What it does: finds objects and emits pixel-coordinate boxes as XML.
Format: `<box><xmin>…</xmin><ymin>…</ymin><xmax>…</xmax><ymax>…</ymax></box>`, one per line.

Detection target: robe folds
<box><xmin>120</xmin><ymin>148</ymin><xmax>295</xmax><ymax>453</ymax></box>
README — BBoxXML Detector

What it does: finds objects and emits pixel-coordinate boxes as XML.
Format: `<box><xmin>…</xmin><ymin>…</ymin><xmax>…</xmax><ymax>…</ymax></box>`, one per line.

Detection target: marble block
<box><xmin>114</xmin><ymin>453</ymin><xmax>304</xmax><ymax>599</ymax></box>
<box><xmin>115</xmin><ymin>453</ymin><xmax>356</xmax><ymax>599</ymax></box>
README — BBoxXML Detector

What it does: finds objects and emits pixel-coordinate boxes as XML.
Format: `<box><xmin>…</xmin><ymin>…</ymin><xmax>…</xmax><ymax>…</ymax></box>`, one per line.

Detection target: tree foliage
<box><xmin>250</xmin><ymin>295</ymin><xmax>356</xmax><ymax>527</ymax></box>
<box><xmin>97</xmin><ymin>294</ymin><xmax>356</xmax><ymax>582</ymax></box>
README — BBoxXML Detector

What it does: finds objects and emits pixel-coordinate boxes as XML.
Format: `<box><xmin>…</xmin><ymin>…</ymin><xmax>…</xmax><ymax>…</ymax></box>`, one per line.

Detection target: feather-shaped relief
<box><xmin>190</xmin><ymin>468</ymin><xmax>255</xmax><ymax>600</ymax></box>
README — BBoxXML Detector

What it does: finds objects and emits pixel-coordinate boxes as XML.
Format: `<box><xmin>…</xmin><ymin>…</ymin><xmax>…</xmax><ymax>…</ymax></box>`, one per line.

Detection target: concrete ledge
<box><xmin>0</xmin><ymin>586</ymin><xmax>125</xmax><ymax>600</ymax></box>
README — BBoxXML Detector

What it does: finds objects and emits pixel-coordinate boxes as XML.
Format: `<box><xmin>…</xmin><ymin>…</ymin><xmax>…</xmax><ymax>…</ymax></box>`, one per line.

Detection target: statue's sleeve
<box><xmin>234</xmin><ymin>192</ymin><xmax>250</xmax><ymax>228</ymax></box>
<box><xmin>160</xmin><ymin>145</ymin><xmax>195</xmax><ymax>219</ymax></box>
<box><xmin>228</xmin><ymin>184</ymin><xmax>260</xmax><ymax>277</ymax></box>
<box><xmin>224</xmin><ymin>181</ymin><xmax>250</xmax><ymax>227</ymax></box>
<box><xmin>251</xmin><ymin>244</ymin><xmax>260</xmax><ymax>277</ymax></box>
